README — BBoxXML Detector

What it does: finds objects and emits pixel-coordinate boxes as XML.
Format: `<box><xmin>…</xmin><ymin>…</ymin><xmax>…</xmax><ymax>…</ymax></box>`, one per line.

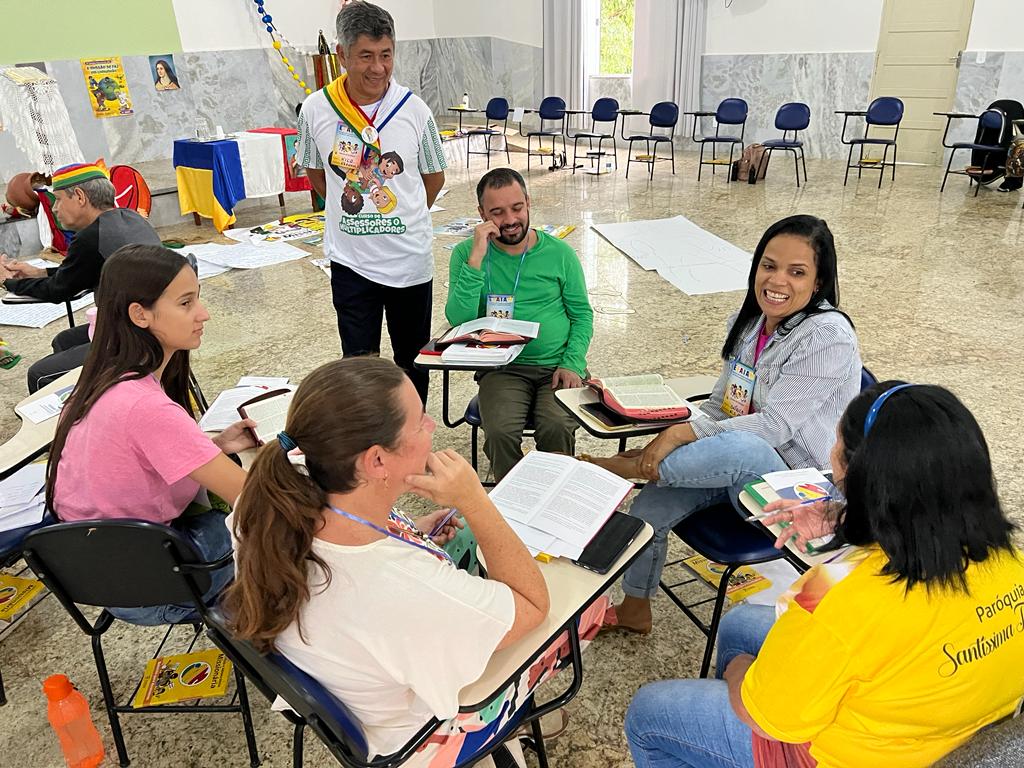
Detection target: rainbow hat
<box><xmin>51</xmin><ymin>162</ymin><xmax>109</xmax><ymax>190</ymax></box>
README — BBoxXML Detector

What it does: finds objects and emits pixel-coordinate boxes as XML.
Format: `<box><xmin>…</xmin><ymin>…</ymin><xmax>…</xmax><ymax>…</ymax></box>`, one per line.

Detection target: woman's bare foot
<box><xmin>580</xmin><ymin>452</ymin><xmax>645</xmax><ymax>479</ymax></box>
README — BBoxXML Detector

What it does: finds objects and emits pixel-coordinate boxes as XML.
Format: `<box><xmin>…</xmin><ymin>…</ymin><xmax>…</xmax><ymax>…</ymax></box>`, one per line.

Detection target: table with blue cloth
<box><xmin>172</xmin><ymin>139</ymin><xmax>246</xmax><ymax>232</ymax></box>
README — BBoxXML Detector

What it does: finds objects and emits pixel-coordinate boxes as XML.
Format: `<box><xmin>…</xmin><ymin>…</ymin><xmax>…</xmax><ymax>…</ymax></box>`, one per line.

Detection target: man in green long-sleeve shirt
<box><xmin>446</xmin><ymin>168</ymin><xmax>593</xmax><ymax>480</ymax></box>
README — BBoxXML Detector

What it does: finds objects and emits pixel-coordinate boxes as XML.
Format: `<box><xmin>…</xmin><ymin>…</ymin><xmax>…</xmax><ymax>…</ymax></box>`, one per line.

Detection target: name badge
<box><xmin>486</xmin><ymin>294</ymin><xmax>514</xmax><ymax>319</ymax></box>
<box><xmin>722</xmin><ymin>360</ymin><xmax>756</xmax><ymax>417</ymax></box>
<box><xmin>330</xmin><ymin>122</ymin><xmax>362</xmax><ymax>175</ymax></box>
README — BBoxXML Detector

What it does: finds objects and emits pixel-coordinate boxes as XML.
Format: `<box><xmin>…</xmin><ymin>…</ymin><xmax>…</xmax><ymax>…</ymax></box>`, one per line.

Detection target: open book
<box><xmin>237</xmin><ymin>388</ymin><xmax>295</xmax><ymax>447</ymax></box>
<box><xmin>437</xmin><ymin>317</ymin><xmax>540</xmax><ymax>348</ymax></box>
<box><xmin>585</xmin><ymin>374</ymin><xmax>692</xmax><ymax>422</ymax></box>
<box><xmin>489</xmin><ymin>451</ymin><xmax>634</xmax><ymax>560</ymax></box>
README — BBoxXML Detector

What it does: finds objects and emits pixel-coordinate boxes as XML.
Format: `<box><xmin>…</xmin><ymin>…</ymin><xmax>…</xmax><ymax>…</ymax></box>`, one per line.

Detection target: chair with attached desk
<box><xmin>1</xmin><ymin>288</ymin><xmax>91</xmax><ymax>329</ymax></box>
<box><xmin>937</xmin><ymin>101</ymin><xmax>1021</xmax><ymax>195</ymax></box>
<box><xmin>624</xmin><ymin>101</ymin><xmax>679</xmax><ymax>179</ymax></box>
<box><xmin>203</xmin><ymin>526</ymin><xmax>654</xmax><ymax>768</ymax></box>
<box><xmin>22</xmin><ymin>519</ymin><xmax>261</xmax><ymax>767</ymax></box>
<box><xmin>689</xmin><ymin>98</ymin><xmax>748</xmax><ymax>181</ymax></box>
<box><xmin>567</xmin><ymin>98</ymin><xmax>619</xmax><ymax>174</ymax></box>
<box><xmin>758</xmin><ymin>102</ymin><xmax>811</xmax><ymax>187</ymax></box>
<box><xmin>659</xmin><ymin>366</ymin><xmax>878</xmax><ymax>679</ymax></box>
<box><xmin>525</xmin><ymin>97</ymin><xmax>568</xmax><ymax>171</ymax></box>
<box><xmin>839</xmin><ymin>97</ymin><xmax>904</xmax><ymax>188</ymax></box>
<box><xmin>465</xmin><ymin>98</ymin><xmax>511</xmax><ymax>169</ymax></box>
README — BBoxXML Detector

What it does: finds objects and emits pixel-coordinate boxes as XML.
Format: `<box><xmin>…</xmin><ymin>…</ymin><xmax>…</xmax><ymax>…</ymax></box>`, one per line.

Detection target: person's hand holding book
<box><xmin>760</xmin><ymin>498</ymin><xmax>836</xmax><ymax>551</ymax></box>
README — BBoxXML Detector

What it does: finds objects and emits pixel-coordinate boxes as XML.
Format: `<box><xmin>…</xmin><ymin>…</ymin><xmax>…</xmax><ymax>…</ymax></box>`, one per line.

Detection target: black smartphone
<box><xmin>580</xmin><ymin>401</ymin><xmax>633</xmax><ymax>428</ymax></box>
<box><xmin>573</xmin><ymin>512</ymin><xmax>645</xmax><ymax>574</ymax></box>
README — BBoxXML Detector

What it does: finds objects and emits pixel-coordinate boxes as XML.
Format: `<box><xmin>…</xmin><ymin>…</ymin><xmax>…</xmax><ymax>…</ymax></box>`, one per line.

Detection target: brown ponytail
<box><xmin>223</xmin><ymin>357</ymin><xmax>408</xmax><ymax>652</ymax></box>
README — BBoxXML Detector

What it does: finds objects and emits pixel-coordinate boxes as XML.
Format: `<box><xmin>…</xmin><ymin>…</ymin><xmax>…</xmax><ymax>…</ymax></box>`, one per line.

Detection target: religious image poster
<box><xmin>80</xmin><ymin>56</ymin><xmax>133</xmax><ymax>118</ymax></box>
<box><xmin>149</xmin><ymin>54</ymin><xmax>181</xmax><ymax>92</ymax></box>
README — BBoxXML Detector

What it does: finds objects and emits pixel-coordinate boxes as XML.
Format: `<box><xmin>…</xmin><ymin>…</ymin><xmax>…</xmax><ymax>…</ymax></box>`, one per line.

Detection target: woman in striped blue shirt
<box><xmin>590</xmin><ymin>214</ymin><xmax>862</xmax><ymax>634</ymax></box>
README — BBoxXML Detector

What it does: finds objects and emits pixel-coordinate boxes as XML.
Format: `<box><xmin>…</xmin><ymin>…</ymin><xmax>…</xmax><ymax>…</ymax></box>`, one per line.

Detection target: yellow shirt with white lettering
<box><xmin>742</xmin><ymin>546</ymin><xmax>1024</xmax><ymax>768</ymax></box>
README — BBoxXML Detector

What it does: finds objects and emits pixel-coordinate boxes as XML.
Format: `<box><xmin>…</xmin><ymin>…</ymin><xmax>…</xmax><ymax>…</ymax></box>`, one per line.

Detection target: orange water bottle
<box><xmin>42</xmin><ymin>674</ymin><xmax>104</xmax><ymax>768</ymax></box>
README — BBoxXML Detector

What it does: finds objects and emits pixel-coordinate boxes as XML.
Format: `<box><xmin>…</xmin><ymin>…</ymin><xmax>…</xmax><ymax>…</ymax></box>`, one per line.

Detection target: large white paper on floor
<box><xmin>0</xmin><ymin>293</ymin><xmax>94</xmax><ymax>328</ymax></box>
<box><xmin>592</xmin><ymin>215</ymin><xmax>751</xmax><ymax>295</ymax></box>
<box><xmin>234</xmin><ymin>131</ymin><xmax>285</xmax><ymax>198</ymax></box>
<box><xmin>185</xmin><ymin>241</ymin><xmax>307</xmax><ymax>270</ymax></box>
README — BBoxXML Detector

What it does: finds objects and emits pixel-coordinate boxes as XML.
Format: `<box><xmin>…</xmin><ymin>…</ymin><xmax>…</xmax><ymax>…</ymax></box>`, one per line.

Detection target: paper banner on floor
<box><xmin>0</xmin><ymin>293</ymin><xmax>94</xmax><ymax>328</ymax></box>
<box><xmin>80</xmin><ymin>57</ymin><xmax>133</xmax><ymax>118</ymax></box>
<box><xmin>184</xmin><ymin>241</ymin><xmax>307</xmax><ymax>270</ymax></box>
<box><xmin>591</xmin><ymin>215</ymin><xmax>750</xmax><ymax>295</ymax></box>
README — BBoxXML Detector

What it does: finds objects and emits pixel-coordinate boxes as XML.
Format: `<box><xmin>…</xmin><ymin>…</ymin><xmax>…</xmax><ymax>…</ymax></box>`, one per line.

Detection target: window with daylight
<box><xmin>599</xmin><ymin>0</ymin><xmax>635</xmax><ymax>75</ymax></box>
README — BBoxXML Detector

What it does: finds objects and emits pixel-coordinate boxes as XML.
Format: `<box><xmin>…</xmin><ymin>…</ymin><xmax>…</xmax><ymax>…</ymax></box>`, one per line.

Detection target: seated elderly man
<box><xmin>1</xmin><ymin>162</ymin><xmax>161</xmax><ymax>391</ymax></box>
<box><xmin>445</xmin><ymin>168</ymin><xmax>593</xmax><ymax>481</ymax></box>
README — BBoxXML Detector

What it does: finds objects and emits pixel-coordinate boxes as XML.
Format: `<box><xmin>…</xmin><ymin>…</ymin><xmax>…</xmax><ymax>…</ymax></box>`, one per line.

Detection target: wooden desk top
<box><xmin>554</xmin><ymin>375</ymin><xmax>719</xmax><ymax>439</ymax></box>
<box><xmin>0</xmin><ymin>368</ymin><xmax>81</xmax><ymax>480</ymax></box>
<box><xmin>458</xmin><ymin>522</ymin><xmax>653</xmax><ymax>709</ymax></box>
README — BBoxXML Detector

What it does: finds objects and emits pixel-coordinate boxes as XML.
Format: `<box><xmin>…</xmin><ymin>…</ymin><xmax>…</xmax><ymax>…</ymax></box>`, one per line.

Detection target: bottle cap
<box><xmin>42</xmin><ymin>674</ymin><xmax>73</xmax><ymax>701</ymax></box>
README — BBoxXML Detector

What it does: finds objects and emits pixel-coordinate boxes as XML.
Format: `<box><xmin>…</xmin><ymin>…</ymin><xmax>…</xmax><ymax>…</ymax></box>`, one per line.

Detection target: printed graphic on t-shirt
<box><xmin>328</xmin><ymin>120</ymin><xmax>408</xmax><ymax>236</ymax></box>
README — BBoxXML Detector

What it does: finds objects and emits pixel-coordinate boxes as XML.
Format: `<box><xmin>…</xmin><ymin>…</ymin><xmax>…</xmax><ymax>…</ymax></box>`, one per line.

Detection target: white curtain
<box><xmin>542</xmin><ymin>0</ymin><xmax>588</xmax><ymax>110</ymax></box>
<box><xmin>632</xmin><ymin>0</ymin><xmax>707</xmax><ymax>137</ymax></box>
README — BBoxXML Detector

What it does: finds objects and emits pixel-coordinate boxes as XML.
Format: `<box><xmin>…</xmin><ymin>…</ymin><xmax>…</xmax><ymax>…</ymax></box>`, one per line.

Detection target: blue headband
<box><xmin>863</xmin><ymin>383</ymin><xmax>918</xmax><ymax>435</ymax></box>
<box><xmin>277</xmin><ymin>431</ymin><xmax>298</xmax><ymax>452</ymax></box>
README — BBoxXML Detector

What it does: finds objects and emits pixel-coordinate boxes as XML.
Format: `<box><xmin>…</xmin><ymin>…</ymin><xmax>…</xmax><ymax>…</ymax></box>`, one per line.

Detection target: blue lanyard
<box><xmin>485</xmin><ymin>237</ymin><xmax>530</xmax><ymax>298</ymax></box>
<box><xmin>328</xmin><ymin>505</ymin><xmax>454</xmax><ymax>565</ymax></box>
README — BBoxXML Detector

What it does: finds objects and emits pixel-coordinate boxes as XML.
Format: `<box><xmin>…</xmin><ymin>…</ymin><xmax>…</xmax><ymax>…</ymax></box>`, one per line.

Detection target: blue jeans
<box><xmin>623</xmin><ymin>431</ymin><xmax>788</xmax><ymax>598</ymax></box>
<box><xmin>107</xmin><ymin>509</ymin><xmax>234</xmax><ymax>626</ymax></box>
<box><xmin>625</xmin><ymin>604</ymin><xmax>777</xmax><ymax>768</ymax></box>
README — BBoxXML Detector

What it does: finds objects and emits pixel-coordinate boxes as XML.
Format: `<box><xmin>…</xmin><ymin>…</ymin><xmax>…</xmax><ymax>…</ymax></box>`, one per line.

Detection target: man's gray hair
<box><xmin>70</xmin><ymin>177</ymin><xmax>116</xmax><ymax>210</ymax></box>
<box><xmin>336</xmin><ymin>1</ymin><xmax>395</xmax><ymax>52</ymax></box>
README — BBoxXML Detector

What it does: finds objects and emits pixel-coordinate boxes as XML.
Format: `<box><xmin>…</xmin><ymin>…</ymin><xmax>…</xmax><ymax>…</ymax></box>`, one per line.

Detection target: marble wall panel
<box><xmin>588</xmin><ymin>76</ymin><xmax>632</xmax><ymax>109</ymax></box>
<box><xmin>492</xmin><ymin>37</ymin><xmax>544</xmax><ymax>110</ymax></box>
<box><xmin>183</xmin><ymin>49</ymin><xmax>285</xmax><ymax>135</ymax></box>
<box><xmin>700</xmin><ymin>52</ymin><xmax>874</xmax><ymax>160</ymax></box>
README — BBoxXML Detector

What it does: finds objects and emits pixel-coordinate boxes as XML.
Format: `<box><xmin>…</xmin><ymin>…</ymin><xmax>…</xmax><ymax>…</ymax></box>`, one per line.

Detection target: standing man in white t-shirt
<box><xmin>297</xmin><ymin>2</ymin><xmax>446</xmax><ymax>403</ymax></box>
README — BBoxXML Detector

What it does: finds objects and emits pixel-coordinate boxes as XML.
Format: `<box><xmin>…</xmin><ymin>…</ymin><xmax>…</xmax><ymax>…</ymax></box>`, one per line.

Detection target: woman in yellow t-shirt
<box><xmin>625</xmin><ymin>382</ymin><xmax>1024</xmax><ymax>768</ymax></box>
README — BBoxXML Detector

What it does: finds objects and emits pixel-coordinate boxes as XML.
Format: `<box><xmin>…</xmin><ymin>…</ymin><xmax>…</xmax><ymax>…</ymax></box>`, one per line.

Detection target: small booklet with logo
<box><xmin>132</xmin><ymin>649</ymin><xmax>232</xmax><ymax>708</ymax></box>
<box><xmin>682</xmin><ymin>554</ymin><xmax>771</xmax><ymax>602</ymax></box>
<box><xmin>0</xmin><ymin>573</ymin><xmax>45</xmax><ymax>621</ymax></box>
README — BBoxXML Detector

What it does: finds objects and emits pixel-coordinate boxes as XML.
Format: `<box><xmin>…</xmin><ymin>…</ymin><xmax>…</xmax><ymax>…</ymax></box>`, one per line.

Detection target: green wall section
<box><xmin>0</xmin><ymin>0</ymin><xmax>182</xmax><ymax>63</ymax></box>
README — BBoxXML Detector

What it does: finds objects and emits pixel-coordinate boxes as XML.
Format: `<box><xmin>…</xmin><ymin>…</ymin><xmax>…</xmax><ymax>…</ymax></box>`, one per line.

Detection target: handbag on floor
<box><xmin>731</xmin><ymin>143</ymin><xmax>768</xmax><ymax>184</ymax></box>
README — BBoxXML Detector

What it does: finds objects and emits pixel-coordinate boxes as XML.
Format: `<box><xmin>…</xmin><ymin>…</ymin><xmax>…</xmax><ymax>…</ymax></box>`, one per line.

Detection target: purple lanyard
<box><xmin>327</xmin><ymin>505</ymin><xmax>454</xmax><ymax>565</ymax></box>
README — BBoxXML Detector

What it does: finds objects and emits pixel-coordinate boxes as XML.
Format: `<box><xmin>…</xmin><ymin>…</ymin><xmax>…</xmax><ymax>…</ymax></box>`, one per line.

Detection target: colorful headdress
<box><xmin>51</xmin><ymin>163</ymin><xmax>110</xmax><ymax>191</ymax></box>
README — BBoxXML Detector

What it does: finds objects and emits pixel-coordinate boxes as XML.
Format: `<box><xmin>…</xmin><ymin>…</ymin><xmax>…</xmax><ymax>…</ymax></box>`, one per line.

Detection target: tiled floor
<box><xmin>2</xmin><ymin>146</ymin><xmax>1023</xmax><ymax>767</ymax></box>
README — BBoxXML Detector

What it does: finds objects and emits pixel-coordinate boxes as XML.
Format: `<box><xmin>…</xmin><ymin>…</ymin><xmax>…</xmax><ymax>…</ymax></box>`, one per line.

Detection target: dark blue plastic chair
<box><xmin>758</xmin><ymin>102</ymin><xmax>811</xmax><ymax>187</ymax></box>
<box><xmin>625</xmin><ymin>101</ymin><xmax>679</xmax><ymax>179</ymax></box>
<box><xmin>464</xmin><ymin>395</ymin><xmax>535</xmax><ymax>485</ymax></box>
<box><xmin>691</xmin><ymin>98</ymin><xmax>748</xmax><ymax>181</ymax></box>
<box><xmin>841</xmin><ymin>96</ymin><xmax>904</xmax><ymax>188</ymax></box>
<box><xmin>466</xmin><ymin>97</ymin><xmax>511</xmax><ymax>169</ymax></box>
<box><xmin>939</xmin><ymin>108</ymin><xmax>1007</xmax><ymax>195</ymax></box>
<box><xmin>204</xmin><ymin>602</ymin><xmax>583</xmax><ymax>768</ymax></box>
<box><xmin>569</xmin><ymin>97</ymin><xmax>620</xmax><ymax>174</ymax></box>
<box><xmin>661</xmin><ymin>366</ymin><xmax>877</xmax><ymax>678</ymax></box>
<box><xmin>525</xmin><ymin>96</ymin><xmax>567</xmax><ymax>171</ymax></box>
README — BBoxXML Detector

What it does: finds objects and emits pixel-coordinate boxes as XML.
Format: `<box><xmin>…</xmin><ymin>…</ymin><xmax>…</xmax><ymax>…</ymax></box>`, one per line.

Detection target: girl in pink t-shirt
<box><xmin>45</xmin><ymin>244</ymin><xmax>256</xmax><ymax>625</ymax></box>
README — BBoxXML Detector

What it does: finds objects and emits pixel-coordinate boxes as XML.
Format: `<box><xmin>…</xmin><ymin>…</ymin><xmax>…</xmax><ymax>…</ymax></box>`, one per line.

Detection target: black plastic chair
<box><xmin>22</xmin><ymin>519</ymin><xmax>260</xmax><ymax>767</ymax></box>
<box><xmin>569</xmin><ymin>97</ymin><xmax>619</xmax><ymax>174</ymax></box>
<box><xmin>526</xmin><ymin>96</ymin><xmax>567</xmax><ymax>171</ymax></box>
<box><xmin>466</xmin><ymin>97</ymin><xmax>511</xmax><ymax>169</ymax></box>
<box><xmin>660</xmin><ymin>366</ymin><xmax>878</xmax><ymax>678</ymax></box>
<box><xmin>0</xmin><ymin>288</ymin><xmax>91</xmax><ymax>328</ymax></box>
<box><xmin>204</xmin><ymin>605</ymin><xmax>584</xmax><ymax>768</ymax></box>
<box><xmin>625</xmin><ymin>101</ymin><xmax>679</xmax><ymax>179</ymax></box>
<box><xmin>939</xmin><ymin>108</ymin><xmax>1008</xmax><ymax>195</ymax></box>
<box><xmin>691</xmin><ymin>98</ymin><xmax>748</xmax><ymax>181</ymax></box>
<box><xmin>841</xmin><ymin>97</ymin><xmax>904</xmax><ymax>188</ymax></box>
<box><xmin>758</xmin><ymin>102</ymin><xmax>811</xmax><ymax>187</ymax></box>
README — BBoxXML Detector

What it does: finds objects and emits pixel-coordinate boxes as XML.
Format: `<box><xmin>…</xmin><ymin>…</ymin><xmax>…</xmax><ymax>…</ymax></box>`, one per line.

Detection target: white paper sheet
<box><xmin>19</xmin><ymin>382</ymin><xmax>74</xmax><ymax>423</ymax></box>
<box><xmin>0</xmin><ymin>293</ymin><xmax>94</xmax><ymax>328</ymax></box>
<box><xmin>198</xmin><ymin>386</ymin><xmax>268</xmax><ymax>431</ymax></box>
<box><xmin>237</xmin><ymin>376</ymin><xmax>289</xmax><ymax>388</ymax></box>
<box><xmin>591</xmin><ymin>215</ymin><xmax>751</xmax><ymax>295</ymax></box>
<box><xmin>0</xmin><ymin>463</ymin><xmax>46</xmax><ymax>508</ymax></box>
<box><xmin>512</xmin><ymin>107</ymin><xmax>526</xmax><ymax>122</ymax></box>
<box><xmin>0</xmin><ymin>494</ymin><xmax>46</xmax><ymax>532</ymax></box>
<box><xmin>185</xmin><ymin>241</ymin><xmax>307</xmax><ymax>270</ymax></box>
<box><xmin>184</xmin><ymin>255</ymin><xmax>233</xmax><ymax>280</ymax></box>
<box><xmin>432</xmin><ymin>217</ymin><xmax>482</xmax><ymax>237</ymax></box>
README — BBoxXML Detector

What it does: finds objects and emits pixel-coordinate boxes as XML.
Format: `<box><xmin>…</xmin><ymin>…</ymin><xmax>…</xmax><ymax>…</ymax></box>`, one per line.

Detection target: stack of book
<box><xmin>433</xmin><ymin>318</ymin><xmax>540</xmax><ymax>366</ymax></box>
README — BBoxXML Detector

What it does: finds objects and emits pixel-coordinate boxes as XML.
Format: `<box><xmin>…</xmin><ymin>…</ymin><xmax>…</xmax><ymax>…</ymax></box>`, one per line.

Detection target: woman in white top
<box><xmin>225</xmin><ymin>357</ymin><xmax>550</xmax><ymax>765</ymax></box>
